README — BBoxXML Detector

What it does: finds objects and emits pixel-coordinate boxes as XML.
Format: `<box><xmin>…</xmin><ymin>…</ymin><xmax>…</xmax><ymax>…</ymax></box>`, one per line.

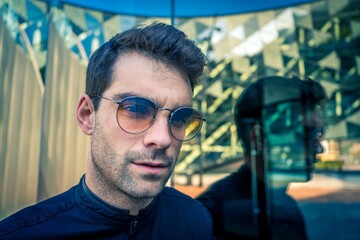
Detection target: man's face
<box><xmin>262</xmin><ymin>100</ymin><xmax>325</xmax><ymax>184</ymax></box>
<box><xmin>90</xmin><ymin>52</ymin><xmax>193</xmax><ymax>200</ymax></box>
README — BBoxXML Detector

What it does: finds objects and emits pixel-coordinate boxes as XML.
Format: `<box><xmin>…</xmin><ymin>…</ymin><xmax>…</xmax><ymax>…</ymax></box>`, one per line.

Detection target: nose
<box><xmin>143</xmin><ymin>111</ymin><xmax>172</xmax><ymax>149</ymax></box>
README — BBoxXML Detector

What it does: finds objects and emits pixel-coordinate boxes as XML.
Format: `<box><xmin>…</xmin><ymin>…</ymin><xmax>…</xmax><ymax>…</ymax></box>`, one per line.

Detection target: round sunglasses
<box><xmin>96</xmin><ymin>95</ymin><xmax>205</xmax><ymax>141</ymax></box>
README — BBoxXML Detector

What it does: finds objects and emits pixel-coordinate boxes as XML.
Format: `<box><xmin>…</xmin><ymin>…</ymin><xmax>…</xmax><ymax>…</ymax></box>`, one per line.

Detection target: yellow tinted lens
<box><xmin>170</xmin><ymin>107</ymin><xmax>203</xmax><ymax>141</ymax></box>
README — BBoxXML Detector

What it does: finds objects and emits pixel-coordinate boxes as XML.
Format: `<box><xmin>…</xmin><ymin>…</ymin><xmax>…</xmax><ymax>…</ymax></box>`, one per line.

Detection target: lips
<box><xmin>133</xmin><ymin>161</ymin><xmax>167</xmax><ymax>167</ymax></box>
<box><xmin>132</xmin><ymin>161</ymin><xmax>169</xmax><ymax>175</ymax></box>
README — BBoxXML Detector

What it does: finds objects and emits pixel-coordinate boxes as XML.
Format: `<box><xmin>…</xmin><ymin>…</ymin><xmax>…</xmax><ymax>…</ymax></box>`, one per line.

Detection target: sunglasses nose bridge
<box><xmin>147</xmin><ymin>107</ymin><xmax>173</xmax><ymax>137</ymax></box>
<box><xmin>157</xmin><ymin>108</ymin><xmax>173</xmax><ymax>120</ymax></box>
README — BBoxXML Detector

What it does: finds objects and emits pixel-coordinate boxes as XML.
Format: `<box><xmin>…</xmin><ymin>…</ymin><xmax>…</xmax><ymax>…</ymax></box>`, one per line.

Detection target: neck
<box><xmin>85</xmin><ymin>166</ymin><xmax>153</xmax><ymax>216</ymax></box>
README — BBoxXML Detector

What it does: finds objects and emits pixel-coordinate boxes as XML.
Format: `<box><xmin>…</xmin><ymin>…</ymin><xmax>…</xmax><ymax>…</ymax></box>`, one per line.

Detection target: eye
<box><xmin>172</xmin><ymin>116</ymin><xmax>188</xmax><ymax>128</ymax></box>
<box><xmin>171</xmin><ymin>108</ymin><xmax>195</xmax><ymax>128</ymax></box>
<box><xmin>123</xmin><ymin>104</ymin><xmax>148</xmax><ymax>118</ymax></box>
<box><xmin>119</xmin><ymin>97</ymin><xmax>156</xmax><ymax>120</ymax></box>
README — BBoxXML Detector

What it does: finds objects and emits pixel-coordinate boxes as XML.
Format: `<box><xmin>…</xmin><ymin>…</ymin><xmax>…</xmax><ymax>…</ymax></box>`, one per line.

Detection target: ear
<box><xmin>77</xmin><ymin>93</ymin><xmax>95</xmax><ymax>135</ymax></box>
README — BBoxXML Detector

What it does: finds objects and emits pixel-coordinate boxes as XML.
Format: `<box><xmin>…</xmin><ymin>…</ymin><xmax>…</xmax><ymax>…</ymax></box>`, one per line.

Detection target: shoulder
<box><xmin>159</xmin><ymin>187</ymin><xmax>209</xmax><ymax>211</ymax></box>
<box><xmin>158</xmin><ymin>187</ymin><xmax>212</xmax><ymax>220</ymax></box>
<box><xmin>155</xmin><ymin>187</ymin><xmax>213</xmax><ymax>238</ymax></box>
<box><xmin>0</xmin><ymin>186</ymin><xmax>77</xmax><ymax>238</ymax></box>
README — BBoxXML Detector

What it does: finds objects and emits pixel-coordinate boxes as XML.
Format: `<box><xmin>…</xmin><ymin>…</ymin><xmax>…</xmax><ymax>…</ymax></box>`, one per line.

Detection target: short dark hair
<box><xmin>85</xmin><ymin>22</ymin><xmax>206</xmax><ymax>110</ymax></box>
<box><xmin>234</xmin><ymin>76</ymin><xmax>326</xmax><ymax>155</ymax></box>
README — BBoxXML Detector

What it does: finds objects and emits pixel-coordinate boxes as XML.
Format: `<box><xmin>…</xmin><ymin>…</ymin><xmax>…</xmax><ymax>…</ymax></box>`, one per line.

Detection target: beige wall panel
<box><xmin>0</xmin><ymin>16</ymin><xmax>43</xmax><ymax>219</ymax></box>
<box><xmin>38</xmin><ymin>21</ymin><xmax>88</xmax><ymax>201</ymax></box>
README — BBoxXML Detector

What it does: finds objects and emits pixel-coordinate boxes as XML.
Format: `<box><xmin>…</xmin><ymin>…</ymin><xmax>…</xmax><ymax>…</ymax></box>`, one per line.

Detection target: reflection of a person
<box><xmin>197</xmin><ymin>76</ymin><xmax>326</xmax><ymax>240</ymax></box>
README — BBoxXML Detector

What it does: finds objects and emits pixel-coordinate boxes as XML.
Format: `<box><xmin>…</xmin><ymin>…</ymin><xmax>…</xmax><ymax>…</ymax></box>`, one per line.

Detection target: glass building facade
<box><xmin>2</xmin><ymin>0</ymin><xmax>360</xmax><ymax>171</ymax></box>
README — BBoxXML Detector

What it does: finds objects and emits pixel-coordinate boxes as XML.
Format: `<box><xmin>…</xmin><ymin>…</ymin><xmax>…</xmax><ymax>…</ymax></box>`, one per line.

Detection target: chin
<box><xmin>131</xmin><ymin>182</ymin><xmax>166</xmax><ymax>199</ymax></box>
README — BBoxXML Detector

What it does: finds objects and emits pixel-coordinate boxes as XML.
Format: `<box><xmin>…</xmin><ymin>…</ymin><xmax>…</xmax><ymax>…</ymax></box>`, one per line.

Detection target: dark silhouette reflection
<box><xmin>197</xmin><ymin>76</ymin><xmax>326</xmax><ymax>240</ymax></box>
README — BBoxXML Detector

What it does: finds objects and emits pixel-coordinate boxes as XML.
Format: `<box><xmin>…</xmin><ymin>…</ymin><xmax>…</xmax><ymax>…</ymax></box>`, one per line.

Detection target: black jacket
<box><xmin>0</xmin><ymin>176</ymin><xmax>212</xmax><ymax>239</ymax></box>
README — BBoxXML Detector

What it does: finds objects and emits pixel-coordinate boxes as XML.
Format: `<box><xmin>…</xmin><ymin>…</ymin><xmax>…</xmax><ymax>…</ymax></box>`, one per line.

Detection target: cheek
<box><xmin>103</xmin><ymin>114</ymin><xmax>117</xmax><ymax>129</ymax></box>
<box><xmin>171</xmin><ymin>141</ymin><xmax>183</xmax><ymax>157</ymax></box>
<box><xmin>99</xmin><ymin>109</ymin><xmax>124</xmax><ymax>137</ymax></box>
<box><xmin>95</xmin><ymin>117</ymin><xmax>126</xmax><ymax>152</ymax></box>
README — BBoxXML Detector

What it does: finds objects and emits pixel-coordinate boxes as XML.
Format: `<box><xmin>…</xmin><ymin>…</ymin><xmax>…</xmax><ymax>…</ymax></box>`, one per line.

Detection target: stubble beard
<box><xmin>90</xmin><ymin>119</ymin><xmax>178</xmax><ymax>201</ymax></box>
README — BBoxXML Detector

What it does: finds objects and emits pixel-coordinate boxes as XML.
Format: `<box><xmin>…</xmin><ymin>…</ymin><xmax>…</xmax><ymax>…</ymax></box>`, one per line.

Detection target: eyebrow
<box><xmin>112</xmin><ymin>92</ymin><xmax>137</xmax><ymax>101</ymax></box>
<box><xmin>112</xmin><ymin>92</ymin><xmax>192</xmax><ymax>109</ymax></box>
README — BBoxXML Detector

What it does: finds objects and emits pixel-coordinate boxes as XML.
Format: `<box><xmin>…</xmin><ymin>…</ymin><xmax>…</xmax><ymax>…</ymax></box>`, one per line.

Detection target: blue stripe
<box><xmin>42</xmin><ymin>0</ymin><xmax>320</xmax><ymax>18</ymax></box>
